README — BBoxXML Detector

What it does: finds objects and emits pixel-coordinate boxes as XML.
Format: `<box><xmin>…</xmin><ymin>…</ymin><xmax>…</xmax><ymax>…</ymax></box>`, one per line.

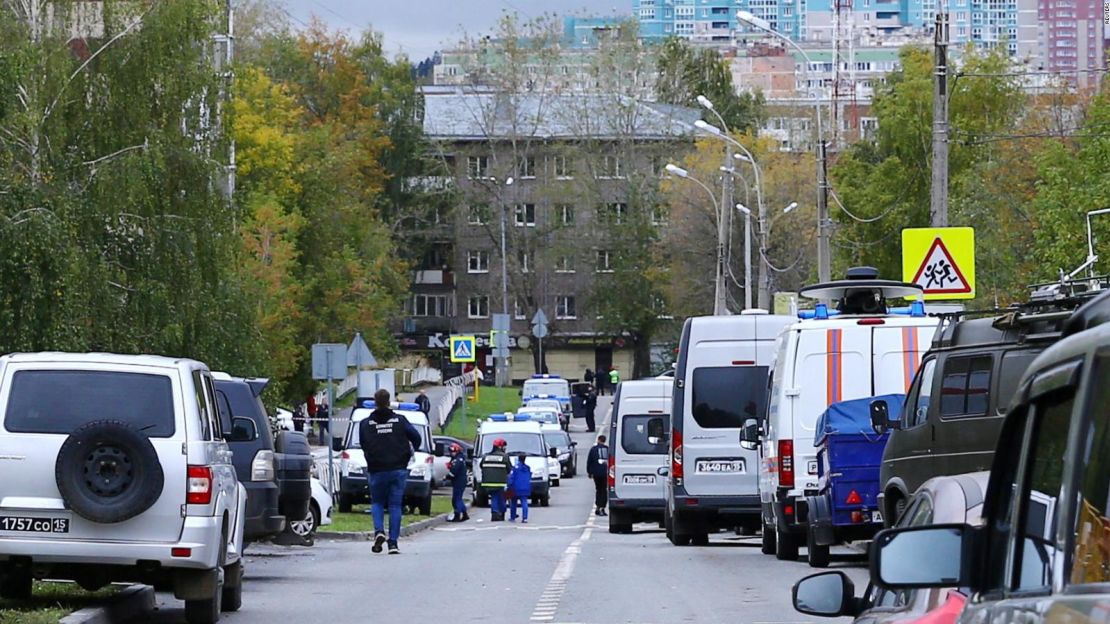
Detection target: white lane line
<box><xmin>530</xmin><ymin>509</ymin><xmax>597</xmax><ymax>622</ymax></box>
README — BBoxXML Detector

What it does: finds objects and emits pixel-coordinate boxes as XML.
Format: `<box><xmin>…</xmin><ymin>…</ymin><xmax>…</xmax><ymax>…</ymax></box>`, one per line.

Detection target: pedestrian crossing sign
<box><xmin>902</xmin><ymin>227</ymin><xmax>975</xmax><ymax>301</ymax></box>
<box><xmin>449</xmin><ymin>335</ymin><xmax>476</xmax><ymax>363</ymax></box>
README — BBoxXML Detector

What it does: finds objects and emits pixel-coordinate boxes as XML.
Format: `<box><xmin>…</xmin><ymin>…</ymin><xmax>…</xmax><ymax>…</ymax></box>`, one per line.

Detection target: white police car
<box><xmin>336</xmin><ymin>402</ymin><xmax>439</xmax><ymax>515</ymax></box>
<box><xmin>522</xmin><ymin>375</ymin><xmax>572</xmax><ymax>424</ymax></box>
<box><xmin>472</xmin><ymin>413</ymin><xmax>553</xmax><ymax>507</ymax></box>
<box><xmin>517</xmin><ymin>406</ymin><xmax>564</xmax><ymax>487</ymax></box>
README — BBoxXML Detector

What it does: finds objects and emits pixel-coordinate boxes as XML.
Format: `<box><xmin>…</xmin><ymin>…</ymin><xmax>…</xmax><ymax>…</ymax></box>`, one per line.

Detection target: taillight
<box><xmin>778</xmin><ymin>440</ymin><xmax>794</xmax><ymax>488</ymax></box>
<box><xmin>672</xmin><ymin>429</ymin><xmax>683</xmax><ymax>480</ymax></box>
<box><xmin>251</xmin><ymin>450</ymin><xmax>275</xmax><ymax>482</ymax></box>
<box><xmin>340</xmin><ymin>451</ymin><xmax>350</xmax><ymax>460</ymax></box>
<box><xmin>187</xmin><ymin>465</ymin><xmax>213</xmax><ymax>505</ymax></box>
<box><xmin>845</xmin><ymin>489</ymin><xmax>862</xmax><ymax>505</ymax></box>
<box><xmin>857</xmin><ymin>318</ymin><xmax>886</xmax><ymax>325</ymax></box>
<box><xmin>607</xmin><ymin>452</ymin><xmax>616</xmax><ymax>488</ymax></box>
<box><xmin>425</xmin><ymin>456</ymin><xmax>435</xmax><ymax>464</ymax></box>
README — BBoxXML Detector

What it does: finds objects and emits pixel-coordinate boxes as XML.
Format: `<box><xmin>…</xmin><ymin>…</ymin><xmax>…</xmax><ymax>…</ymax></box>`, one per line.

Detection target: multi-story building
<box><xmin>636</xmin><ymin>0</ymin><xmax>740</xmax><ymax>42</ymax></box>
<box><xmin>398</xmin><ymin>86</ymin><xmax>696</xmax><ymax>381</ymax></box>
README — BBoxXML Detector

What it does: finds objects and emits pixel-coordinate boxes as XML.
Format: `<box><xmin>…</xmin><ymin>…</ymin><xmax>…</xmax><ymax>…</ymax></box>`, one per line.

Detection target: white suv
<box><xmin>0</xmin><ymin>353</ymin><xmax>248</xmax><ymax>624</ymax></box>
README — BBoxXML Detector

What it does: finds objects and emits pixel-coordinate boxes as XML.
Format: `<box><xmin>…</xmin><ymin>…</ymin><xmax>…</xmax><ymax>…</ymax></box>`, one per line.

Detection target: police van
<box><xmin>472</xmin><ymin>414</ymin><xmax>553</xmax><ymax>507</ymax></box>
<box><xmin>607</xmin><ymin>378</ymin><xmax>673</xmax><ymax>534</ymax></box>
<box><xmin>337</xmin><ymin>402</ymin><xmax>438</xmax><ymax>515</ymax></box>
<box><xmin>522</xmin><ymin>375</ymin><xmax>572</xmax><ymax>423</ymax></box>
<box><xmin>666</xmin><ymin>310</ymin><xmax>796</xmax><ymax>546</ymax></box>
<box><xmin>744</xmin><ymin>269</ymin><xmax>938</xmax><ymax>561</ymax></box>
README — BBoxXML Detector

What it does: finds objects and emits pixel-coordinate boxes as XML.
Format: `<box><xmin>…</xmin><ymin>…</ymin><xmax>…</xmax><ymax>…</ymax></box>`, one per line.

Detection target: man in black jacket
<box><xmin>359</xmin><ymin>389</ymin><xmax>422</xmax><ymax>554</ymax></box>
<box><xmin>586</xmin><ymin>435</ymin><xmax>610</xmax><ymax>516</ymax></box>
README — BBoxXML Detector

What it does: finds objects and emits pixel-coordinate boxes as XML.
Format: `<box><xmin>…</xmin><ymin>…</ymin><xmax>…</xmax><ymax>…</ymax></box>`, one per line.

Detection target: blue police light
<box><xmin>909</xmin><ymin>300</ymin><xmax>926</xmax><ymax>317</ymax></box>
<box><xmin>489</xmin><ymin>414</ymin><xmax>509</xmax><ymax>422</ymax></box>
<box><xmin>361</xmin><ymin>400</ymin><xmax>375</xmax><ymax>408</ymax></box>
<box><xmin>511</xmin><ymin>413</ymin><xmax>532</xmax><ymax>422</ymax></box>
<box><xmin>530</xmin><ymin>374</ymin><xmax>561</xmax><ymax>379</ymax></box>
<box><xmin>397</xmin><ymin>402</ymin><xmax>421</xmax><ymax>411</ymax></box>
<box><xmin>799</xmin><ymin>303</ymin><xmax>837</xmax><ymax>320</ymax></box>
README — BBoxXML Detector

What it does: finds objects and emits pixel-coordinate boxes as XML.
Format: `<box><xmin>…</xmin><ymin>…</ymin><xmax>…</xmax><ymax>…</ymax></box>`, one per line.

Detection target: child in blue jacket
<box><xmin>507</xmin><ymin>454</ymin><xmax>532</xmax><ymax>523</ymax></box>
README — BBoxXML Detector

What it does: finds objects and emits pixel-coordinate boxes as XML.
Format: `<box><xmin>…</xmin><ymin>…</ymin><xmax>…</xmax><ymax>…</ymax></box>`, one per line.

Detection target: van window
<box><xmin>1012</xmin><ymin>391</ymin><xmax>1071</xmax><ymax>591</ymax></box>
<box><xmin>4</xmin><ymin>370</ymin><xmax>176</xmax><ymax>437</ymax></box>
<box><xmin>622</xmin><ymin>415</ymin><xmax>670</xmax><ymax>454</ymax></box>
<box><xmin>1069</xmin><ymin>354</ymin><xmax>1110</xmax><ymax>585</ymax></box>
<box><xmin>691</xmin><ymin>366</ymin><xmax>769</xmax><ymax>429</ymax></box>
<box><xmin>940</xmin><ymin>356</ymin><xmax>992</xmax><ymax>418</ymax></box>
<box><xmin>904</xmin><ymin>359</ymin><xmax>937</xmax><ymax>428</ymax></box>
<box><xmin>997</xmin><ymin>350</ymin><xmax>1041</xmax><ymax>415</ymax></box>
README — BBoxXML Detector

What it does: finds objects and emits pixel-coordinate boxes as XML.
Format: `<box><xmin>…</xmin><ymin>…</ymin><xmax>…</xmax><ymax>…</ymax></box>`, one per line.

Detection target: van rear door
<box><xmin>614</xmin><ymin>391</ymin><xmax>670</xmax><ymax>502</ymax></box>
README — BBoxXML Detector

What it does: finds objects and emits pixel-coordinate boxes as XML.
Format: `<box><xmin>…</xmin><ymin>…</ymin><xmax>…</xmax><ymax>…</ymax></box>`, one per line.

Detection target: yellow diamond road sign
<box><xmin>449</xmin><ymin>335</ymin><xmax>476</xmax><ymax>363</ymax></box>
<box><xmin>902</xmin><ymin>227</ymin><xmax>976</xmax><ymax>301</ymax></box>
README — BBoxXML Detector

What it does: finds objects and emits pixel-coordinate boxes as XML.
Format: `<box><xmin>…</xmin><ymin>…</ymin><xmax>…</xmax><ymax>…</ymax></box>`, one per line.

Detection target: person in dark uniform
<box><xmin>584</xmin><ymin>386</ymin><xmax>598</xmax><ymax>432</ymax></box>
<box><xmin>358</xmin><ymin>389</ymin><xmax>422</xmax><ymax>554</ymax></box>
<box><xmin>587</xmin><ymin>435</ymin><xmax>610</xmax><ymax>516</ymax></box>
<box><xmin>479</xmin><ymin>438</ymin><xmax>512</xmax><ymax>521</ymax></box>
<box><xmin>446</xmin><ymin>443</ymin><xmax>469</xmax><ymax>523</ymax></box>
<box><xmin>415</xmin><ymin>388</ymin><xmax>432</xmax><ymax>415</ymax></box>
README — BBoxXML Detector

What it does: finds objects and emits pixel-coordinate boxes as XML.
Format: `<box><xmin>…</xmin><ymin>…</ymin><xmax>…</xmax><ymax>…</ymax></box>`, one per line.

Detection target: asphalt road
<box><xmin>138</xmin><ymin>395</ymin><xmax>870</xmax><ymax>624</ymax></box>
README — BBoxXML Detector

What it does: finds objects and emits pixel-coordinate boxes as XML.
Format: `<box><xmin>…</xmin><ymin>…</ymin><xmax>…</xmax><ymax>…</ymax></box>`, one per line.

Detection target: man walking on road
<box><xmin>587</xmin><ymin>435</ymin><xmax>610</xmax><ymax>516</ymax></box>
<box><xmin>479</xmin><ymin>438</ymin><xmax>513</xmax><ymax>521</ymax></box>
<box><xmin>359</xmin><ymin>389</ymin><xmax>422</xmax><ymax>554</ymax></box>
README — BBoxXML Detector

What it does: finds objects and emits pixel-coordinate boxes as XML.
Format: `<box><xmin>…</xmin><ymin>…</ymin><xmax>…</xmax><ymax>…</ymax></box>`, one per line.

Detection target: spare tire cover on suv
<box><xmin>55</xmin><ymin>420</ymin><xmax>165</xmax><ymax>524</ymax></box>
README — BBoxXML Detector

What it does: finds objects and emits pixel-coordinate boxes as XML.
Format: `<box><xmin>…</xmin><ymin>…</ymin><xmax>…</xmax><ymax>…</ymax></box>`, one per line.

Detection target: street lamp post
<box><xmin>495</xmin><ymin>176</ymin><xmax>514</xmax><ymax>387</ymax></box>
<box><xmin>720</xmin><ymin>166</ymin><xmax>753</xmax><ymax>310</ymax></box>
<box><xmin>666</xmin><ymin>164</ymin><xmax>727</xmax><ymax>313</ymax></box>
<box><xmin>696</xmin><ymin>95</ymin><xmax>735</xmax><ymax>315</ymax></box>
<box><xmin>738</xmin><ymin>201</ymin><xmax>797</xmax><ymax>312</ymax></box>
<box><xmin>736</xmin><ymin>10</ymin><xmax>831</xmax><ymax>284</ymax></box>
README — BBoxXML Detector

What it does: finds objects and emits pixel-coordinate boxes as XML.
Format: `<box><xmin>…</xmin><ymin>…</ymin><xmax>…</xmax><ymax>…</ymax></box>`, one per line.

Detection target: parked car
<box><xmin>746</xmin><ymin>269</ymin><xmax>937</xmax><ymax>560</ymax></box>
<box><xmin>543</xmin><ymin>429</ymin><xmax>578</xmax><ymax>478</ymax></box>
<box><xmin>432</xmin><ymin>435</ymin><xmax>473</xmax><ymax>484</ymax></box>
<box><xmin>878</xmin><ymin>285</ymin><xmax>1099</xmax><ymax>525</ymax></box>
<box><xmin>0</xmin><ymin>353</ymin><xmax>247</xmax><ymax>624</ymax></box>
<box><xmin>792</xmin><ymin>471</ymin><xmax>988</xmax><ymax>624</ymax></box>
<box><xmin>608</xmin><ymin>378</ymin><xmax>673</xmax><ymax>534</ymax></box>
<box><xmin>520</xmin><ymin>400</ymin><xmax>566</xmax><ymax>429</ymax></box>
<box><xmin>668</xmin><ymin>309</ymin><xmax>796</xmax><ymax>546</ymax></box>
<box><xmin>521</xmin><ymin>375</ymin><xmax>572</xmax><ymax>423</ymax></box>
<box><xmin>213</xmin><ymin>374</ymin><xmax>312</xmax><ymax>545</ymax></box>
<box><xmin>866</xmin><ymin>288</ymin><xmax>1110</xmax><ymax>624</ymax></box>
<box><xmin>287</xmin><ymin>477</ymin><xmax>333</xmax><ymax>540</ymax></box>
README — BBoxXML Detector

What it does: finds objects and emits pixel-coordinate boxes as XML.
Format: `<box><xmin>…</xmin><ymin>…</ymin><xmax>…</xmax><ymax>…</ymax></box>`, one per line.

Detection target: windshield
<box><xmin>520</xmin><ymin>410</ymin><xmax>560</xmax><ymax>425</ymax></box>
<box><xmin>544</xmin><ymin>431</ymin><xmax>571</xmax><ymax>450</ymax></box>
<box><xmin>346</xmin><ymin>410</ymin><xmax>431</xmax><ymax>453</ymax></box>
<box><xmin>480</xmin><ymin>432</ymin><xmax>545</xmax><ymax>456</ymax></box>
<box><xmin>523</xmin><ymin>380</ymin><xmax>569</xmax><ymax>397</ymax></box>
<box><xmin>526</xmin><ymin>400</ymin><xmax>563</xmax><ymax>412</ymax></box>
<box><xmin>5</xmin><ymin>370</ymin><xmax>176</xmax><ymax>437</ymax></box>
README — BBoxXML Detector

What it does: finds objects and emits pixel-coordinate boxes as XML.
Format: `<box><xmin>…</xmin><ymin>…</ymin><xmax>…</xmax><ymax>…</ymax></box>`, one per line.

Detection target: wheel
<box><xmin>184</xmin><ymin>569</ymin><xmax>223</xmax><ymax>624</ymax></box>
<box><xmin>0</xmin><ymin>567</ymin><xmax>32</xmax><ymax>600</ymax></box>
<box><xmin>775</xmin><ymin>527</ymin><xmax>799</xmax><ymax>561</ymax></box>
<box><xmin>608</xmin><ymin>510</ymin><xmax>633</xmax><ymax>534</ymax></box>
<box><xmin>338</xmin><ymin>493</ymin><xmax>353</xmax><ymax>513</ymax></box>
<box><xmin>692</xmin><ymin>532</ymin><xmax>710</xmax><ymax>546</ymax></box>
<box><xmin>540</xmin><ymin>495</ymin><xmax>550</xmax><ymax>507</ymax></box>
<box><xmin>668</xmin><ymin>510</ymin><xmax>692</xmax><ymax>546</ymax></box>
<box><xmin>419</xmin><ymin>495</ymin><xmax>432</xmax><ymax>516</ymax></box>
<box><xmin>473</xmin><ymin>489</ymin><xmax>488</xmax><ymax>508</ymax></box>
<box><xmin>288</xmin><ymin>502</ymin><xmax>320</xmax><ymax>538</ymax></box>
<box><xmin>807</xmin><ymin>527</ymin><xmax>831</xmax><ymax>568</ymax></box>
<box><xmin>760</xmin><ymin>525</ymin><xmax>777</xmax><ymax>555</ymax></box>
<box><xmin>665</xmin><ymin>507</ymin><xmax>675</xmax><ymax>542</ymax></box>
<box><xmin>55</xmin><ymin>420</ymin><xmax>165</xmax><ymax>523</ymax></box>
<box><xmin>220</xmin><ymin>560</ymin><xmax>242</xmax><ymax>612</ymax></box>
<box><xmin>552</xmin><ymin>479</ymin><xmax>560</xmax><ymax>488</ymax></box>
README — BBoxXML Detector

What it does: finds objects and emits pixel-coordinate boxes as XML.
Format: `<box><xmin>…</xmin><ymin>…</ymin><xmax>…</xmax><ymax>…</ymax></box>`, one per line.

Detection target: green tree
<box><xmin>655</xmin><ymin>37</ymin><xmax>764</xmax><ymax>133</ymax></box>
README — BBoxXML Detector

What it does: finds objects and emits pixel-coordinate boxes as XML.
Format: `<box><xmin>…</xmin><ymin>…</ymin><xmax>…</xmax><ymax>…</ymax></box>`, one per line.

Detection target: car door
<box><xmin>881</xmin><ymin>357</ymin><xmax>938</xmax><ymax>510</ymax></box>
<box><xmin>615</xmin><ymin>414</ymin><xmax>670</xmax><ymax>502</ymax></box>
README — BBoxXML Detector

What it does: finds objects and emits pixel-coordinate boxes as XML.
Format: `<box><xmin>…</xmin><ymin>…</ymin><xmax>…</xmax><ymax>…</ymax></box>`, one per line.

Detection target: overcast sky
<box><xmin>280</xmin><ymin>0</ymin><xmax>630</xmax><ymax>61</ymax></box>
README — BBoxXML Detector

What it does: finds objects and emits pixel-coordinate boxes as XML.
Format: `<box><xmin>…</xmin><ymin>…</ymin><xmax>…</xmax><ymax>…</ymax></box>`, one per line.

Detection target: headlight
<box><xmin>558</xmin><ymin>452</ymin><xmax>570</xmax><ymax>460</ymax></box>
<box><xmin>347</xmin><ymin>465</ymin><xmax>365</xmax><ymax>476</ymax></box>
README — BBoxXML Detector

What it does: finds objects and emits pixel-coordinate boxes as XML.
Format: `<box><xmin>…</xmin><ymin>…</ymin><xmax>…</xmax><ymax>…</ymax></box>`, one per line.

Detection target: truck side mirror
<box><xmin>739</xmin><ymin>418</ymin><xmax>761</xmax><ymax>449</ymax></box>
<box><xmin>870</xmin><ymin>400</ymin><xmax>900</xmax><ymax>434</ymax></box>
<box><xmin>872</xmin><ymin>524</ymin><xmax>976</xmax><ymax>589</ymax></box>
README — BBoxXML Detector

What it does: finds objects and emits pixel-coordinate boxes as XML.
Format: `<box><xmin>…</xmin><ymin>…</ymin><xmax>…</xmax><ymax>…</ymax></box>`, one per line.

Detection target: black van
<box><xmin>877</xmin><ymin>285</ymin><xmax>1102</xmax><ymax>525</ymax></box>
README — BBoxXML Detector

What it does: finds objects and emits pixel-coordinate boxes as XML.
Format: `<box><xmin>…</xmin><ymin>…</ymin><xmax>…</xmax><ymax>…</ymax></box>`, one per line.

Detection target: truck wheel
<box><xmin>184</xmin><ymin>571</ymin><xmax>222</xmax><ymax>624</ymax></box>
<box><xmin>419</xmin><ymin>495</ymin><xmax>432</xmax><ymax>516</ymax></box>
<box><xmin>760</xmin><ymin>525</ymin><xmax>777</xmax><ymax>555</ymax></box>
<box><xmin>776</xmin><ymin>528</ymin><xmax>799</xmax><ymax>561</ymax></box>
<box><xmin>338</xmin><ymin>493</ymin><xmax>353</xmax><ymax>513</ymax></box>
<box><xmin>0</xmin><ymin>567</ymin><xmax>32</xmax><ymax>600</ymax></box>
<box><xmin>807</xmin><ymin>528</ymin><xmax>831</xmax><ymax>568</ymax></box>
<box><xmin>692</xmin><ymin>532</ymin><xmax>710</xmax><ymax>546</ymax></box>
<box><xmin>220</xmin><ymin>560</ymin><xmax>243</xmax><ymax>612</ymax></box>
<box><xmin>669</xmin><ymin>511</ymin><xmax>692</xmax><ymax>546</ymax></box>
<box><xmin>541</xmin><ymin>495</ymin><xmax>550</xmax><ymax>507</ymax></box>
<box><xmin>608</xmin><ymin>510</ymin><xmax>632</xmax><ymax>534</ymax></box>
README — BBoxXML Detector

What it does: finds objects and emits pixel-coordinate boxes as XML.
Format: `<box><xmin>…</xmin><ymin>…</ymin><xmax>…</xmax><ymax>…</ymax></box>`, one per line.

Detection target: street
<box><xmin>139</xmin><ymin>397</ymin><xmax>868</xmax><ymax>624</ymax></box>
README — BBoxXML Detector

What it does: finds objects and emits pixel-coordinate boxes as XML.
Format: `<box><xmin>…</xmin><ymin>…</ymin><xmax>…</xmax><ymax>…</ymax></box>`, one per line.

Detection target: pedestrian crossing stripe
<box><xmin>449</xmin><ymin>335</ymin><xmax>476</xmax><ymax>363</ymax></box>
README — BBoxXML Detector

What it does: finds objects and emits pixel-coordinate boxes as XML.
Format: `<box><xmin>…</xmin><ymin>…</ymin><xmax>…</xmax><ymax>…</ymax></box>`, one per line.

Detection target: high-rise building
<box><xmin>636</xmin><ymin>0</ymin><xmax>740</xmax><ymax>42</ymax></box>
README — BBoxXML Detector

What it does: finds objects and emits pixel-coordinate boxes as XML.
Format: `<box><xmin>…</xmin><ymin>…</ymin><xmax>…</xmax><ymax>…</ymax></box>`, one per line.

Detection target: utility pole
<box><xmin>930</xmin><ymin>12</ymin><xmax>950</xmax><ymax>227</ymax></box>
<box><xmin>715</xmin><ymin>144</ymin><xmax>733</xmax><ymax>315</ymax></box>
<box><xmin>816</xmin><ymin>140</ymin><xmax>831</xmax><ymax>283</ymax></box>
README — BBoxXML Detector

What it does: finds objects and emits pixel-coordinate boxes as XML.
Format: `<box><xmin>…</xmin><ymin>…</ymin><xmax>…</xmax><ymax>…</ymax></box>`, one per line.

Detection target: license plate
<box><xmin>695</xmin><ymin>459</ymin><xmax>746</xmax><ymax>474</ymax></box>
<box><xmin>871</xmin><ymin>511</ymin><xmax>883</xmax><ymax>523</ymax></box>
<box><xmin>623</xmin><ymin>474</ymin><xmax>655</xmax><ymax>485</ymax></box>
<box><xmin>0</xmin><ymin>515</ymin><xmax>69</xmax><ymax>534</ymax></box>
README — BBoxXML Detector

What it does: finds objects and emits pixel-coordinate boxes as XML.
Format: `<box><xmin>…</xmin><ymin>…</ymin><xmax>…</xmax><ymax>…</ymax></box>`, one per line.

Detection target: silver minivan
<box><xmin>666</xmin><ymin>311</ymin><xmax>795</xmax><ymax>546</ymax></box>
<box><xmin>607</xmin><ymin>379</ymin><xmax>673</xmax><ymax>534</ymax></box>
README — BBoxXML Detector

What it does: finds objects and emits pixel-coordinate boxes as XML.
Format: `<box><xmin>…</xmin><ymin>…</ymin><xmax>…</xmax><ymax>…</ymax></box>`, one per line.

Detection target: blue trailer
<box><xmin>803</xmin><ymin>394</ymin><xmax>904</xmax><ymax>568</ymax></box>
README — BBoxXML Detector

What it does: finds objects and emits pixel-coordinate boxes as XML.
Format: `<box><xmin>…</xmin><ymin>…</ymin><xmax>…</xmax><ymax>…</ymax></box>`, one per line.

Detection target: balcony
<box><xmin>413</xmin><ymin>270</ymin><xmax>455</xmax><ymax>286</ymax></box>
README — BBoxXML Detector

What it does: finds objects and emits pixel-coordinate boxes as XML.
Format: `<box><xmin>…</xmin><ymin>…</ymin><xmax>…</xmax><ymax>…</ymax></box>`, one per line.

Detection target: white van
<box><xmin>748</xmin><ymin>270</ymin><xmax>938</xmax><ymax>561</ymax></box>
<box><xmin>607</xmin><ymin>378</ymin><xmax>673</xmax><ymax>534</ymax></box>
<box><xmin>666</xmin><ymin>310</ymin><xmax>796</xmax><ymax>546</ymax></box>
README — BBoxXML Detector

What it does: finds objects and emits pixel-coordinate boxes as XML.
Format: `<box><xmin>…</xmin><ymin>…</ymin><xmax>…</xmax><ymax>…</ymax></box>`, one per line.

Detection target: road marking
<box><xmin>433</xmin><ymin>523</ymin><xmax>593</xmax><ymax>532</ymax></box>
<box><xmin>529</xmin><ymin>509</ymin><xmax>597</xmax><ymax>622</ymax></box>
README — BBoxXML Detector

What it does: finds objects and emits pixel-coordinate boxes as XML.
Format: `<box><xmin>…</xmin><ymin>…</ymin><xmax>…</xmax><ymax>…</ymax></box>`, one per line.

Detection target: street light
<box><xmin>693</xmin><ymin>99</ymin><xmax>736</xmax><ymax>315</ymax></box>
<box><xmin>493</xmin><ymin>175</ymin><xmax>514</xmax><ymax>387</ymax></box>
<box><xmin>784</xmin><ymin>202</ymin><xmax>799</xmax><ymax>214</ymax></box>
<box><xmin>736</xmin><ymin>8</ymin><xmax>831</xmax><ymax>285</ymax></box>
<box><xmin>667</xmin><ymin>163</ymin><xmax>729</xmax><ymax>314</ymax></box>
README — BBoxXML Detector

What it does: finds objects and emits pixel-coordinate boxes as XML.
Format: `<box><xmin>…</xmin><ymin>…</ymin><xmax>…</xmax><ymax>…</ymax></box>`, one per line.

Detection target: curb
<box><xmin>317</xmin><ymin>507</ymin><xmax>462</xmax><ymax>542</ymax></box>
<box><xmin>61</xmin><ymin>585</ymin><xmax>154</xmax><ymax>624</ymax></box>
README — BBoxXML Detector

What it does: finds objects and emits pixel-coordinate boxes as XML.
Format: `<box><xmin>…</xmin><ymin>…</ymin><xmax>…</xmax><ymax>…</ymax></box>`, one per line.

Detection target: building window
<box><xmin>556</xmin><ymin>295</ymin><xmax>577</xmax><ymax>319</ymax></box>
<box><xmin>467</xmin><ymin>155</ymin><xmax>489</xmax><ymax>178</ymax></box>
<box><xmin>596</xmin><ymin>250</ymin><xmax>614</xmax><ymax>273</ymax></box>
<box><xmin>597</xmin><ymin>203</ymin><xmax>627</xmax><ymax>224</ymax></box>
<box><xmin>517</xmin><ymin>156</ymin><xmax>537</xmax><ymax>179</ymax></box>
<box><xmin>556</xmin><ymin>204</ymin><xmax>575</xmax><ymax>226</ymax></box>
<box><xmin>467</xmin><ymin>204</ymin><xmax>489</xmax><ymax>225</ymax></box>
<box><xmin>514</xmin><ymin>204</ymin><xmax>536</xmax><ymax>227</ymax></box>
<box><xmin>412</xmin><ymin>294</ymin><xmax>450</xmax><ymax>317</ymax></box>
<box><xmin>467</xmin><ymin>250</ymin><xmax>490</xmax><ymax>274</ymax></box>
<box><xmin>468</xmin><ymin>296</ymin><xmax>489</xmax><ymax>319</ymax></box>
<box><xmin>514</xmin><ymin>296</ymin><xmax>535</xmax><ymax>320</ymax></box>
<box><xmin>555</xmin><ymin>255</ymin><xmax>575</xmax><ymax>273</ymax></box>
<box><xmin>552</xmin><ymin>155</ymin><xmax>573</xmax><ymax>178</ymax></box>
<box><xmin>652</xmin><ymin>205</ymin><xmax>669</xmax><ymax>226</ymax></box>
<box><xmin>599</xmin><ymin>154</ymin><xmax>623</xmax><ymax>178</ymax></box>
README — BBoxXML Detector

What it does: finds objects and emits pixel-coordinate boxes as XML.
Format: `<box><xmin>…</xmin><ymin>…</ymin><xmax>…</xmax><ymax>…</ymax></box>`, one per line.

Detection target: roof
<box><xmin>421</xmin><ymin>88</ymin><xmax>700</xmax><ymax>141</ymax></box>
<box><xmin>0</xmin><ymin>352</ymin><xmax>201</xmax><ymax>370</ymax></box>
<box><xmin>478</xmin><ymin>420</ymin><xmax>544</xmax><ymax>434</ymax></box>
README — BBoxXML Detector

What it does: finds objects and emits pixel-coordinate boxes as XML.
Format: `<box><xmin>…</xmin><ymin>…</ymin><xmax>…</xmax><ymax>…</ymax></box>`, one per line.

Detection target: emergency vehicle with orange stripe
<box><xmin>748</xmin><ymin>267</ymin><xmax>939</xmax><ymax>562</ymax></box>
